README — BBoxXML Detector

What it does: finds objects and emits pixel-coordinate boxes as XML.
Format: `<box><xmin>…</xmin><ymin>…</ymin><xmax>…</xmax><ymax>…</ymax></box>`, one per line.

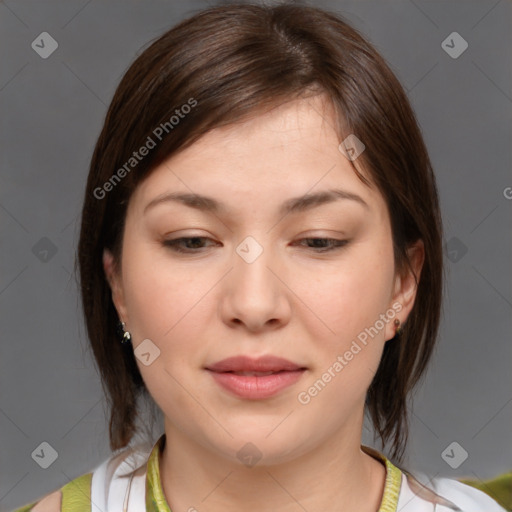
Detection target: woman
<box><xmin>13</xmin><ymin>2</ymin><xmax>507</xmax><ymax>511</ymax></box>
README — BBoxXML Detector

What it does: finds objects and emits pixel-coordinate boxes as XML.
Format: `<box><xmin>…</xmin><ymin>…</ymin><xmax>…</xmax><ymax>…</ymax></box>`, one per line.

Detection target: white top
<box><xmin>87</xmin><ymin>436</ymin><xmax>507</xmax><ymax>512</ymax></box>
<box><xmin>396</xmin><ymin>470</ymin><xmax>506</xmax><ymax>511</ymax></box>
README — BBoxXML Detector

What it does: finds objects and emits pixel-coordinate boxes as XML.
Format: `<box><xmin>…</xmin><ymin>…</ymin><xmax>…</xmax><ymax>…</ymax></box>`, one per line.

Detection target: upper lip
<box><xmin>205</xmin><ymin>355</ymin><xmax>305</xmax><ymax>372</ymax></box>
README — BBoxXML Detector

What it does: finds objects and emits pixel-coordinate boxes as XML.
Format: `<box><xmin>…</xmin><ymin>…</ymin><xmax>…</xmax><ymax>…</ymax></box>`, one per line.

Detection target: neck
<box><xmin>159</xmin><ymin>420</ymin><xmax>386</xmax><ymax>512</ymax></box>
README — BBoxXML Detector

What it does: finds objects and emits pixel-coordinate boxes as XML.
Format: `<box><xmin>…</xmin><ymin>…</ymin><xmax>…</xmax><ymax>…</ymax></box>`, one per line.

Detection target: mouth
<box><xmin>205</xmin><ymin>367</ymin><xmax>306</xmax><ymax>399</ymax></box>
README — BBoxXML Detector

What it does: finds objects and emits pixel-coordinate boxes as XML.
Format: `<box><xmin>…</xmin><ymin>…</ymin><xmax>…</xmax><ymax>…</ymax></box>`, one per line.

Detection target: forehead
<box><xmin>128</xmin><ymin>95</ymin><xmax>384</xmax><ymax>219</ymax></box>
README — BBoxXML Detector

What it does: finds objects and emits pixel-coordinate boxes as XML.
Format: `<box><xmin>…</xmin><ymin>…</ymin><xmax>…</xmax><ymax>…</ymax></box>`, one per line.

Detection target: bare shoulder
<box><xmin>30</xmin><ymin>490</ymin><xmax>62</xmax><ymax>512</ymax></box>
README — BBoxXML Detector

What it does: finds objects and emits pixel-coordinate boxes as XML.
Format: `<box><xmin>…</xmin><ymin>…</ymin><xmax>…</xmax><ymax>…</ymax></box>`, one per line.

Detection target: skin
<box><xmin>104</xmin><ymin>94</ymin><xmax>424</xmax><ymax>512</ymax></box>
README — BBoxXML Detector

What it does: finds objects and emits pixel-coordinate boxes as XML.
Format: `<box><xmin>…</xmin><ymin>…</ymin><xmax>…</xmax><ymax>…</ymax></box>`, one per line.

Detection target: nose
<box><xmin>219</xmin><ymin>238</ymin><xmax>292</xmax><ymax>333</ymax></box>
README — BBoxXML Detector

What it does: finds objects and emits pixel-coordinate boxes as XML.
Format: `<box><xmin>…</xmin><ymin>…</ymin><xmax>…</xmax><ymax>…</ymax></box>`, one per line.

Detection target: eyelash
<box><xmin>162</xmin><ymin>237</ymin><xmax>348</xmax><ymax>254</ymax></box>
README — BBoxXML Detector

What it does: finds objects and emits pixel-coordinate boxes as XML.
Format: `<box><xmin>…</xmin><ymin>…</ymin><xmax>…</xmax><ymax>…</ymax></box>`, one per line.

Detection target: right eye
<box><xmin>162</xmin><ymin>236</ymin><xmax>218</xmax><ymax>254</ymax></box>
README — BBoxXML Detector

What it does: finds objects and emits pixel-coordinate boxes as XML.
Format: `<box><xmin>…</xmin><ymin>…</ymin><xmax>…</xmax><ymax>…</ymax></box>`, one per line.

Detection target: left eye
<box><xmin>293</xmin><ymin>238</ymin><xmax>348</xmax><ymax>252</ymax></box>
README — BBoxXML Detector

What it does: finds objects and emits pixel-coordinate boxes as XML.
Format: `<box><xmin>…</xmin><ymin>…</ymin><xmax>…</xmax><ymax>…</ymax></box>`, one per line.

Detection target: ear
<box><xmin>386</xmin><ymin>239</ymin><xmax>425</xmax><ymax>340</ymax></box>
<box><xmin>103</xmin><ymin>248</ymin><xmax>128</xmax><ymax>323</ymax></box>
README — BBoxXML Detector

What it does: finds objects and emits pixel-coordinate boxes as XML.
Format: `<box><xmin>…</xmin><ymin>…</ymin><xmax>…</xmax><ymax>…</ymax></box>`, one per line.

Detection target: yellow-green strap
<box><xmin>360</xmin><ymin>444</ymin><xmax>402</xmax><ymax>512</ymax></box>
<box><xmin>378</xmin><ymin>457</ymin><xmax>402</xmax><ymax>512</ymax></box>
<box><xmin>146</xmin><ymin>435</ymin><xmax>172</xmax><ymax>511</ymax></box>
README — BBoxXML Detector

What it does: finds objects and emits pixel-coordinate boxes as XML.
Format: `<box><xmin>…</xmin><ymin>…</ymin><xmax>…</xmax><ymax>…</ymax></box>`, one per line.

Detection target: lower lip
<box><xmin>207</xmin><ymin>370</ymin><xmax>305</xmax><ymax>399</ymax></box>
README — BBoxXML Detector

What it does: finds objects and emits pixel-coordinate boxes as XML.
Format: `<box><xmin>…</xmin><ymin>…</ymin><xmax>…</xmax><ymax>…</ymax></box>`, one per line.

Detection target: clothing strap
<box><xmin>90</xmin><ymin>444</ymin><xmax>151</xmax><ymax>511</ymax></box>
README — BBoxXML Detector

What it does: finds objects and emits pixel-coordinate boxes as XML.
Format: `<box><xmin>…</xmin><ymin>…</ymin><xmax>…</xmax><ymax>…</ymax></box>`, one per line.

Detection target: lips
<box><xmin>205</xmin><ymin>355</ymin><xmax>305</xmax><ymax>373</ymax></box>
<box><xmin>205</xmin><ymin>355</ymin><xmax>307</xmax><ymax>399</ymax></box>
<box><xmin>205</xmin><ymin>355</ymin><xmax>306</xmax><ymax>399</ymax></box>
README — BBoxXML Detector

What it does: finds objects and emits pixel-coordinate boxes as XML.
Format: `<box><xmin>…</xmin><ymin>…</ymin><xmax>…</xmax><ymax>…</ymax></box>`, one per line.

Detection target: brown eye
<box><xmin>162</xmin><ymin>237</ymin><xmax>217</xmax><ymax>253</ymax></box>
<box><xmin>294</xmin><ymin>238</ymin><xmax>348</xmax><ymax>253</ymax></box>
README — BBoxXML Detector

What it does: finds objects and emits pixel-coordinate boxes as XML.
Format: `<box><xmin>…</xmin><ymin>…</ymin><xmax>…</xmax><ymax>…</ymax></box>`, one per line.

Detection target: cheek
<box><xmin>295</xmin><ymin>263</ymin><xmax>393</xmax><ymax>416</ymax></box>
<box><xmin>121</xmin><ymin>237</ymin><xmax>202</xmax><ymax>332</ymax></box>
<box><xmin>119</xmin><ymin>241</ymin><xmax>218</xmax><ymax>394</ymax></box>
<box><xmin>121</xmin><ymin>245</ymin><xmax>212</xmax><ymax>408</ymax></box>
<box><xmin>297</xmin><ymin>253</ymin><xmax>394</xmax><ymax>340</ymax></box>
<box><xmin>293</xmin><ymin>241</ymin><xmax>395</xmax><ymax>402</ymax></box>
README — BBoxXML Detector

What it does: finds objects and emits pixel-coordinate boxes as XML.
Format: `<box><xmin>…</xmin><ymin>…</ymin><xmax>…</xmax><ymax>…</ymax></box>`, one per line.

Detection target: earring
<box><xmin>394</xmin><ymin>318</ymin><xmax>402</xmax><ymax>336</ymax></box>
<box><xmin>118</xmin><ymin>320</ymin><xmax>132</xmax><ymax>344</ymax></box>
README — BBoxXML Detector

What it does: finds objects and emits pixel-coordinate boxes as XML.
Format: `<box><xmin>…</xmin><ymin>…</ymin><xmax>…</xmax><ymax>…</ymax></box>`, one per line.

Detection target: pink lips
<box><xmin>205</xmin><ymin>355</ymin><xmax>306</xmax><ymax>399</ymax></box>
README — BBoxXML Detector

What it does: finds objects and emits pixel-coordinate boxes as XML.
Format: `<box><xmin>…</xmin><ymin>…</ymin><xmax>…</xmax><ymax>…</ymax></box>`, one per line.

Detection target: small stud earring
<box><xmin>394</xmin><ymin>318</ymin><xmax>402</xmax><ymax>336</ymax></box>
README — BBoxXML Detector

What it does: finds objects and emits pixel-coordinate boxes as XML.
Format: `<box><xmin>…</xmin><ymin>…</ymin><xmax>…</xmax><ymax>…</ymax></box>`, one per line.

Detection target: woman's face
<box><xmin>104</xmin><ymin>94</ymin><xmax>423</xmax><ymax>465</ymax></box>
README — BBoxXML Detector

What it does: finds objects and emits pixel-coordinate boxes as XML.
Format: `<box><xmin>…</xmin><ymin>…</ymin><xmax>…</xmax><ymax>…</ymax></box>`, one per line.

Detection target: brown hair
<box><xmin>76</xmin><ymin>2</ymin><xmax>444</xmax><ymax>462</ymax></box>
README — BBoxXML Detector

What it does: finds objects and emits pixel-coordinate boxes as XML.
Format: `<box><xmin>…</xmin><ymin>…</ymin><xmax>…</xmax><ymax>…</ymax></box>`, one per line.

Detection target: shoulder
<box><xmin>12</xmin><ymin>438</ymin><xmax>159</xmax><ymax>512</ymax></box>
<box><xmin>11</xmin><ymin>473</ymin><xmax>92</xmax><ymax>512</ymax></box>
<box><xmin>460</xmin><ymin>471</ymin><xmax>512</xmax><ymax>511</ymax></box>
<box><xmin>12</xmin><ymin>490</ymin><xmax>62</xmax><ymax>512</ymax></box>
<box><xmin>431</xmin><ymin>476</ymin><xmax>508</xmax><ymax>511</ymax></box>
<box><xmin>400</xmin><ymin>470</ymin><xmax>508</xmax><ymax>512</ymax></box>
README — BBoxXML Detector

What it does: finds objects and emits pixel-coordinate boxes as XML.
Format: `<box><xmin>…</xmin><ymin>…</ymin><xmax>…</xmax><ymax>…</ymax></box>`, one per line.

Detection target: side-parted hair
<box><xmin>76</xmin><ymin>2</ymin><xmax>444</xmax><ymax>462</ymax></box>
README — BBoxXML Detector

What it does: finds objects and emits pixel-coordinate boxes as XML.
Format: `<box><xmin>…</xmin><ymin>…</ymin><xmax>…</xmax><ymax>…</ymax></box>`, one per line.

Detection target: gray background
<box><xmin>1</xmin><ymin>0</ymin><xmax>511</xmax><ymax>510</ymax></box>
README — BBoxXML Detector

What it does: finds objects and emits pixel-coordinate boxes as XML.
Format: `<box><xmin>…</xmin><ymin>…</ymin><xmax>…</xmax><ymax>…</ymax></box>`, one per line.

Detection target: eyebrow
<box><xmin>143</xmin><ymin>188</ymin><xmax>369</xmax><ymax>216</ymax></box>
